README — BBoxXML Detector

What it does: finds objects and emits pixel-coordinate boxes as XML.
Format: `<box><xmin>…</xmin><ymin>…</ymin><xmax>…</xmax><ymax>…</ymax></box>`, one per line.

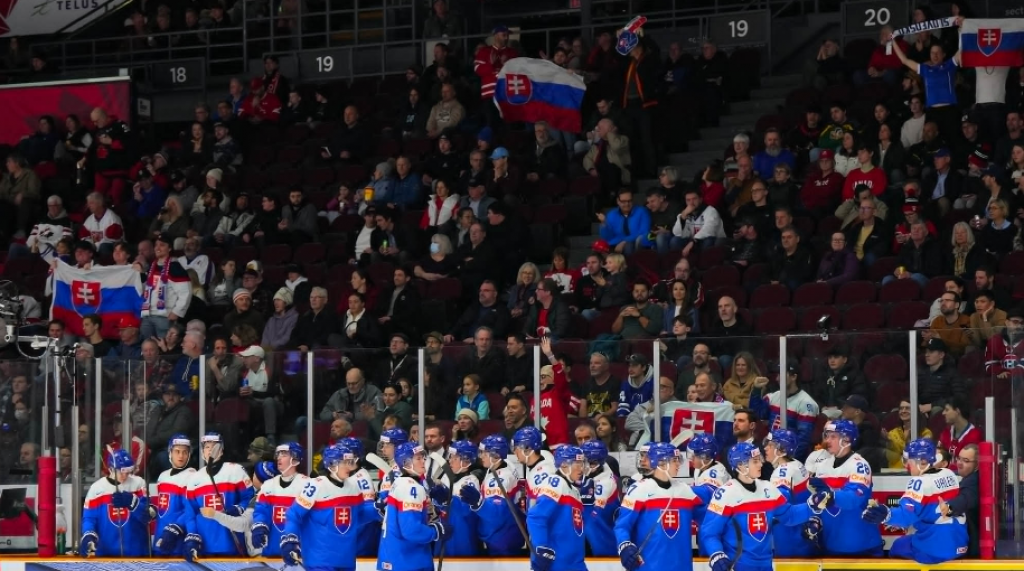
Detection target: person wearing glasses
<box><xmin>945</xmin><ymin>443</ymin><xmax>980</xmax><ymax>557</ymax></box>
<box><xmin>836</xmin><ymin>183</ymin><xmax>889</xmax><ymax>229</ymax></box>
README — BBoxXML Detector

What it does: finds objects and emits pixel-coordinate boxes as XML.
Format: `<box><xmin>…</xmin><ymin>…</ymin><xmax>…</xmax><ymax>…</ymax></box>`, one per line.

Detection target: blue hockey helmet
<box><xmin>201</xmin><ymin>431</ymin><xmax>225</xmax><ymax>460</ymax></box>
<box><xmin>323</xmin><ymin>442</ymin><xmax>358</xmax><ymax>473</ymax></box>
<box><xmin>394</xmin><ymin>442</ymin><xmax>425</xmax><ymax>468</ymax></box>
<box><xmin>275</xmin><ymin>442</ymin><xmax>305</xmax><ymax>465</ymax></box>
<box><xmin>479</xmin><ymin>434</ymin><xmax>510</xmax><ymax>458</ymax></box>
<box><xmin>647</xmin><ymin>442</ymin><xmax>682</xmax><ymax>467</ymax></box>
<box><xmin>727</xmin><ymin>442</ymin><xmax>762</xmax><ymax>471</ymax></box>
<box><xmin>254</xmin><ymin>461</ymin><xmax>279</xmax><ymax>483</ymax></box>
<box><xmin>581</xmin><ymin>440</ymin><xmax>608</xmax><ymax>466</ymax></box>
<box><xmin>106</xmin><ymin>448</ymin><xmax>135</xmax><ymax>473</ymax></box>
<box><xmin>823</xmin><ymin>419</ymin><xmax>859</xmax><ymax>445</ymax></box>
<box><xmin>167</xmin><ymin>434</ymin><xmax>192</xmax><ymax>453</ymax></box>
<box><xmin>904</xmin><ymin>438</ymin><xmax>938</xmax><ymax>465</ymax></box>
<box><xmin>687</xmin><ymin>433</ymin><xmax>719</xmax><ymax>459</ymax></box>
<box><xmin>554</xmin><ymin>445</ymin><xmax>586</xmax><ymax>468</ymax></box>
<box><xmin>512</xmin><ymin>426</ymin><xmax>543</xmax><ymax>451</ymax></box>
<box><xmin>341</xmin><ymin>436</ymin><xmax>365</xmax><ymax>458</ymax></box>
<box><xmin>450</xmin><ymin>440</ymin><xmax>478</xmax><ymax>463</ymax></box>
<box><xmin>380</xmin><ymin>428</ymin><xmax>409</xmax><ymax>447</ymax></box>
<box><xmin>765</xmin><ymin>428</ymin><xmax>799</xmax><ymax>457</ymax></box>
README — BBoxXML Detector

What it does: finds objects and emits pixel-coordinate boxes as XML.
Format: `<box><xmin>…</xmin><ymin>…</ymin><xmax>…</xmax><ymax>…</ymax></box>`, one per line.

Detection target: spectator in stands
<box><xmin>340</xmin><ymin>292</ymin><xmax>382</xmax><ymax>349</ymax></box>
<box><xmin>584</xmin><ymin>118</ymin><xmax>631</xmax><ymax>192</ymax></box>
<box><xmin>947</xmin><ymin>443</ymin><xmax>980</xmax><ymax>556</ymax></box>
<box><xmin>168</xmin><ymin>330</ymin><xmax>203</xmax><ymax>398</ymax></box>
<box><xmin>882</xmin><ymin>220</ymin><xmax>942</xmax><ymax>287</ymax></box>
<box><xmin>855</xmin><ymin>25</ymin><xmax>907</xmax><ymax>86</ymax></box>
<box><xmin>840</xmin><ymin>142</ymin><xmax>888</xmax><ymax>199</ymax></box>
<box><xmin>61</xmin><ymin>114</ymin><xmax>92</xmax><ymax>165</ymax></box>
<box><xmin>422</xmin><ymin>334</ymin><xmax>457</xmax><ymax>397</ymax></box>
<box><xmin>625</xmin><ymin>375</ymin><xmax>677</xmax><ymax>439</ymax></box>
<box><xmin>617</xmin><ymin>29</ymin><xmax>662</xmax><ymax>178</ymax></box>
<box><xmin>289</xmin><ymin>286</ymin><xmax>340</xmax><ymax>351</ymax></box>
<box><xmin>523</xmin><ymin>278</ymin><xmax>570</xmax><ymax>340</ymax></box>
<box><xmin>921</xmin><ymin>148</ymin><xmax>963</xmax><ymax>218</ymax></box>
<box><xmin>974</xmin><ymin>266</ymin><xmax>1013</xmax><ymax>310</ymax></box>
<box><xmin>456</xmin><ymin>221</ymin><xmax>498</xmax><ymax>294</ymax></box>
<box><xmin>805</xmin><ymin>38</ymin><xmax>848</xmax><ymax>90</ymax></box>
<box><xmin>675</xmin><ymin>343</ymin><xmax>719</xmax><ymax>397</ymax></box>
<box><xmin>800</xmin><ymin>149</ymin><xmax>844</xmax><ymax>216</ymax></box>
<box><xmin>884</xmin><ymin>399</ymin><xmax>932</xmax><ymax>468</ymax></box>
<box><xmin>918</xmin><ymin>338</ymin><xmax>968</xmax><ymax>416</ymax></box>
<box><xmin>211</xmin><ymin>122</ymin><xmax>243</xmax><ymax>169</ymax></box>
<box><xmin>811</xmin><ymin>345</ymin><xmax>867</xmax><ymax>416</ymax></box>
<box><xmin>615</xmin><ymin>353</ymin><xmax>654</xmax><ymax>418</ymax></box>
<box><xmin>106</xmin><ymin>315</ymin><xmax>143</xmax><ymax>360</ymax></box>
<box><xmin>545</xmin><ymin>248</ymin><xmax>580</xmax><ymax>295</ymax></box>
<box><xmin>611</xmin><ymin>281</ymin><xmax>662</xmax><ymax>340</ymax></box>
<box><xmin>260</xmin><ymin>55</ymin><xmax>289</xmax><ymax>96</ymax></box>
<box><xmin>324</xmin><ymin>106</ymin><xmax>369</xmax><ymax>164</ymax></box>
<box><xmin>926</xmin><ymin>277</ymin><xmax>968</xmax><ymax>323</ymax></box>
<box><xmin>979</xmin><ymin>198</ymin><xmax>1017</xmax><ymax>254</ymax></box>
<box><xmin>768</xmin><ymin>224</ymin><xmax>813</xmax><ymax>290</ymax></box>
<box><xmin>581</xmin><ymin>252</ymin><xmax>629</xmax><ymax>321</ymax></box>
<box><xmin>145</xmin><ymin>384</ymin><xmax>194</xmax><ymax>474</ymax></box>
<box><xmin>501</xmin><ymin>333</ymin><xmax>531</xmax><ymax>396</ymax></box>
<box><xmin>318</xmin><ymin>368</ymin><xmax>381</xmax><ymax>424</ymax></box>
<box><xmin>938</xmin><ymin>398</ymin><xmax>981</xmax><ymax>473</ymax></box>
<box><xmin>423</xmin><ymin>135</ymin><xmax>463</xmax><ymax>192</ymax></box>
<box><xmin>817</xmin><ymin>103</ymin><xmax>858</xmax><ymax>156</ymax></box>
<box><xmin>670</xmin><ymin>187</ymin><xmax>726</xmax><ymax>258</ymax></box>
<box><xmin>454</xmin><ymin>374</ymin><xmax>489</xmax><ymax>420</ymax></box>
<box><xmin>965</xmin><ymin>290</ymin><xmax>1007</xmax><ymax>349</ymax></box>
<box><xmin>374</xmin><ymin>332</ymin><xmax>417</xmax><ymax>387</ymax></box>
<box><xmin>206</xmin><ymin>336</ymin><xmax>241</xmax><ymax>400</ymax></box>
<box><xmin>837</xmin><ymin>184</ymin><xmax>888</xmax><ymax>229</ymax></box>
<box><xmin>890</xmin><ymin>35</ymin><xmax>961</xmax><ymax>140</ymax></box>
<box><xmin>727</xmin><ymin>133</ymin><xmax>751</xmax><ymax>162</ymax></box>
<box><xmin>695</xmin><ymin>39</ymin><xmax>727</xmax><ymax>127</ymax></box>
<box><xmin>753</xmin><ymin>129</ymin><xmax>795</xmax><ymax>180</ymax></box>
<box><xmin>995</xmin><ymin>112</ymin><xmax>1024</xmax><ymax>166</ymax></box>
<box><xmin>724</xmin><ymin>156</ymin><xmax>759</xmax><ymax>217</ymax></box>
<box><xmin>660</xmin><ymin>278</ymin><xmax>699</xmax><ymax>335</ymax></box>
<box><xmin>280</xmin><ymin>186</ymin><xmax>319</xmax><ymax>244</ymax></box>
<box><xmin>525</xmin><ymin>121</ymin><xmax>566</xmax><ymax>182</ymax></box>
<box><xmin>281</xmin><ymin>88</ymin><xmax>313</xmax><ymax>124</ymax></box>
<box><xmin>11</xmin><ymin>194</ymin><xmax>71</xmax><ymax>262</ymax></box>
<box><xmin>366</xmin><ymin>383</ymin><xmax>413</xmax><ymax>440</ymax></box>
<box><xmin>735</xmin><ymin>180</ymin><xmax>773</xmax><ymax>238</ymax></box>
<box><xmin>207</xmin><ymin>260</ymin><xmax>238</xmax><ymax>309</ymax></box>
<box><xmin>423</xmin><ymin>0</ymin><xmax>462</xmax><ymax>39</ymax></box>
<box><xmin>906</xmin><ymin>122</ymin><xmax>946</xmax><ymax>179</ymax></box>
<box><xmin>506</xmin><ymin>263</ymin><xmax>539</xmax><ymax>322</ymax></box>
<box><xmin>923</xmin><ymin>291</ymin><xmax>972</xmax><ymax>357</ymax></box>
<box><xmin>844</xmin><ymin>197</ymin><xmax>891</xmax><ymax>266</ymax></box>
<box><xmin>148</xmin><ymin>195</ymin><xmax>190</xmax><ymax>249</ymax></box>
<box><xmin>392</xmin><ymin>86</ymin><xmax>429</xmax><ymax>139</ymax></box>
<box><xmin>128</xmin><ymin>169</ymin><xmax>166</xmax><ymax>224</ymax></box>
<box><xmin>474</xmin><ymin>25</ymin><xmax>518</xmax><ymax>128</ymax></box>
<box><xmin>727</xmin><ymin>216</ymin><xmax>767</xmax><ymax>268</ymax></box>
<box><xmin>693</xmin><ymin>372</ymin><xmax>725</xmax><ymax>404</ymax></box>
<box><xmin>418</xmin><ymin>179</ymin><xmax>457</xmax><ymax>234</ymax></box>
<box><xmin>261</xmin><ymin>288</ymin><xmax>297</xmax><ymax>350</ymax></box>
<box><xmin>891</xmin><ymin>194</ymin><xmax>936</xmax><ymax>254</ymax></box>
<box><xmin>179</xmin><ymin>123</ymin><xmax>213</xmax><ymax>173</ymax></box>
<box><xmin>238</xmin><ymin>78</ymin><xmax>281</xmax><ymax>124</ymax></box>
<box><xmin>576</xmin><ymin>352</ymin><xmax>616</xmax><ymax>417</ymax></box>
<box><xmin>138</xmin><ymin>235</ymin><xmax>191</xmax><ymax>340</ymax></box>
<box><xmin>426</xmin><ymin>82</ymin><xmax>465</xmax><ymax>139</ymax></box>
<box><xmin>457</xmin><ymin>326</ymin><xmax>505</xmax><ymax>394</ymax></box>
<box><xmin>82</xmin><ymin>107</ymin><xmax>132</xmax><ymax>205</ymax></box>
<box><xmin>708</xmin><ymin>296</ymin><xmax>750</xmax><ymax>371</ymax></box>
<box><xmin>370</xmin><ymin>207</ymin><xmax>416</xmax><ymax>265</ymax></box>
<box><xmin>972</xmin><ymin>166</ymin><xmax>1020</xmax><ymax>223</ymax></box>
<box><xmin>722</xmin><ymin>352</ymin><xmax>765</xmax><ymax>410</ymax></box>
<box><xmin>875</xmin><ymin>123</ymin><xmax>906</xmax><ymax>187</ymax></box>
<box><xmin>839</xmin><ymin>395</ymin><xmax>885</xmax><ymax>469</ymax></box>
<box><xmin>18</xmin><ymin>116</ymin><xmax>59</xmax><ymax>166</ymax></box>
<box><xmin>0</xmin><ymin>152</ymin><xmax>40</xmax><ymax>241</ymax></box>
<box><xmin>816</xmin><ymin>232</ymin><xmax>859</xmax><ymax>286</ymax></box>
<box><xmin>377</xmin><ymin>266</ymin><xmax>420</xmax><ymax>340</ymax></box>
<box><xmin>767</xmin><ymin>164</ymin><xmax>799</xmax><ymax>210</ymax></box>
<box><xmin>485</xmin><ymin>201</ymin><xmax>529</xmax><ymax>284</ymax></box>
<box><xmin>984</xmin><ymin>307</ymin><xmax>1024</xmax><ymax>378</ymax></box>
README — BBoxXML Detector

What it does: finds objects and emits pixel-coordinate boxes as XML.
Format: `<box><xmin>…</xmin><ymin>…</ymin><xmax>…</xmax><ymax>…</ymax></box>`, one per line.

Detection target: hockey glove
<box><xmin>280</xmin><ymin>534</ymin><xmax>302</xmax><ymax>566</ymax></box>
<box><xmin>533</xmin><ymin>546</ymin><xmax>556</xmax><ymax>571</ymax></box>
<box><xmin>79</xmin><ymin>532</ymin><xmax>98</xmax><ymax>558</ymax></box>
<box><xmin>709</xmin><ymin>551</ymin><xmax>731</xmax><ymax>571</ymax></box>
<box><xmin>808</xmin><ymin>477</ymin><xmax>830</xmax><ymax>494</ymax></box>
<box><xmin>146</xmin><ymin>504</ymin><xmax>159</xmax><ymax>521</ymax></box>
<box><xmin>157</xmin><ymin>524</ymin><xmax>184</xmax><ymax>553</ymax></box>
<box><xmin>429</xmin><ymin>483</ymin><xmax>451</xmax><ymax>504</ymax></box>
<box><xmin>251</xmin><ymin>522</ymin><xmax>270</xmax><ymax>550</ymax></box>
<box><xmin>808</xmin><ymin>489</ymin><xmax>835</xmax><ymax>513</ymax></box>
<box><xmin>111</xmin><ymin>491</ymin><xmax>137</xmax><ymax>509</ymax></box>
<box><xmin>223</xmin><ymin>504</ymin><xmax>246</xmax><ymax>517</ymax></box>
<box><xmin>183</xmin><ymin>533</ymin><xmax>202</xmax><ymax>562</ymax></box>
<box><xmin>862</xmin><ymin>501</ymin><xmax>891</xmax><ymax>524</ymax></box>
<box><xmin>374</xmin><ymin>495</ymin><xmax>388</xmax><ymax>519</ymax></box>
<box><xmin>458</xmin><ymin>484</ymin><xmax>483</xmax><ymax>509</ymax></box>
<box><xmin>430</xmin><ymin>521</ymin><xmax>452</xmax><ymax>542</ymax></box>
<box><xmin>617</xmin><ymin>541</ymin><xmax>643</xmax><ymax>571</ymax></box>
<box><xmin>578</xmin><ymin>478</ymin><xmax>596</xmax><ymax>506</ymax></box>
<box><xmin>802</xmin><ymin>515</ymin><xmax>823</xmax><ymax>545</ymax></box>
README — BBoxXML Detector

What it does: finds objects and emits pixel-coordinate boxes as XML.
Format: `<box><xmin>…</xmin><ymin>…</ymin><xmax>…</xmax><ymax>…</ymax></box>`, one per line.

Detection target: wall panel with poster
<box><xmin>0</xmin><ymin>76</ymin><xmax>132</xmax><ymax>146</ymax></box>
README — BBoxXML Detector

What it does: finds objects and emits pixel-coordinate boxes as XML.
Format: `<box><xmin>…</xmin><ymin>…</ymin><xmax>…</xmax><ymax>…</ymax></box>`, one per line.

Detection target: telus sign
<box><xmin>0</xmin><ymin>0</ymin><xmax>116</xmax><ymax>36</ymax></box>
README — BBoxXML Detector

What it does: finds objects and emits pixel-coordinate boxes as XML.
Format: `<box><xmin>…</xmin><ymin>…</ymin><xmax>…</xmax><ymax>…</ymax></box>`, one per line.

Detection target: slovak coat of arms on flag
<box><xmin>572</xmin><ymin>506</ymin><xmax>584</xmax><ymax>535</ymax></box>
<box><xmin>504</xmin><ymin>73</ymin><xmax>533</xmax><ymax>105</ymax></box>
<box><xmin>70</xmin><ymin>280</ymin><xmax>101</xmax><ymax>316</ymax></box>
<box><xmin>747</xmin><ymin>511</ymin><xmax>769</xmax><ymax>542</ymax></box>
<box><xmin>335</xmin><ymin>506</ymin><xmax>352</xmax><ymax>534</ymax></box>
<box><xmin>978</xmin><ymin>28</ymin><xmax>1002</xmax><ymax>56</ymax></box>
<box><xmin>272</xmin><ymin>505</ymin><xmax>289</xmax><ymax>531</ymax></box>
<box><xmin>661</xmin><ymin>508</ymin><xmax>681</xmax><ymax>538</ymax></box>
<box><xmin>156</xmin><ymin>493</ymin><xmax>171</xmax><ymax>517</ymax></box>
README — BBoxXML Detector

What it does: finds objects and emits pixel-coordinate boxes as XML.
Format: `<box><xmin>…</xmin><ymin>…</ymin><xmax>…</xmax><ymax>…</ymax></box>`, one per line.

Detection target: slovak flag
<box><xmin>50</xmin><ymin>261</ymin><xmax>143</xmax><ymax>338</ymax></box>
<box><xmin>494</xmin><ymin>57</ymin><xmax>586</xmax><ymax>133</ymax></box>
<box><xmin>635</xmin><ymin>400</ymin><xmax>736</xmax><ymax>451</ymax></box>
<box><xmin>960</xmin><ymin>19</ymin><xmax>1024</xmax><ymax>67</ymax></box>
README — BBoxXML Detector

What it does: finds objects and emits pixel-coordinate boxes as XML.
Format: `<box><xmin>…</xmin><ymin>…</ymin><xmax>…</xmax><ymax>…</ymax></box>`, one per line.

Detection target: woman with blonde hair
<box><xmin>944</xmin><ymin>221</ymin><xmax>987</xmax><ymax>279</ymax></box>
<box><xmin>148</xmin><ymin>195</ymin><xmax>190</xmax><ymax>250</ymax></box>
<box><xmin>414</xmin><ymin>233</ymin><xmax>458</xmax><ymax>280</ymax></box>
<box><xmin>582</xmin><ymin>253</ymin><xmax>630</xmax><ymax>320</ymax></box>
<box><xmin>508</xmin><ymin>262</ymin><xmax>541</xmax><ymax>319</ymax></box>
<box><xmin>722</xmin><ymin>351</ymin><xmax>766</xmax><ymax>410</ymax></box>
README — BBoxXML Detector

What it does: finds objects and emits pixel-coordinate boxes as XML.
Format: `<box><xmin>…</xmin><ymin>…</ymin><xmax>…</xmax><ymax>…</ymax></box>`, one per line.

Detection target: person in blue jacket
<box><xmin>80</xmin><ymin>449</ymin><xmax>151</xmax><ymax>557</ymax></box>
<box><xmin>526</xmin><ymin>445</ymin><xmax>588</xmax><ymax>571</ymax></box>
<box><xmin>598</xmin><ymin>187</ymin><xmax>651</xmax><ymax>255</ymax></box>
<box><xmin>699</xmin><ymin>443</ymin><xmax>832</xmax><ymax>571</ymax></box>
<box><xmin>862</xmin><ymin>438</ymin><xmax>969</xmax><ymax>564</ymax></box>
<box><xmin>377</xmin><ymin>442</ymin><xmax>452</xmax><ymax>571</ymax></box>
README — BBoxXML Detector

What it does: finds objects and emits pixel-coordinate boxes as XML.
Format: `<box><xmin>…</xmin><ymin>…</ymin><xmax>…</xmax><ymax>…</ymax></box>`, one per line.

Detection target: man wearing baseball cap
<box><xmin>107</xmin><ymin>315</ymin><xmax>143</xmax><ymax>361</ymax></box>
<box><xmin>473</xmin><ymin>23</ymin><xmax>518</xmax><ymax>127</ymax></box>
<box><xmin>239</xmin><ymin>345</ymin><xmax>282</xmax><ymax>445</ymax></box>
<box><xmin>799</xmin><ymin>147</ymin><xmax>845</xmax><ymax>216</ymax></box>
<box><xmin>919</xmin><ymin>338</ymin><xmax>967</xmax><ymax>415</ymax></box>
<box><xmin>923</xmin><ymin>147</ymin><xmax>962</xmax><ymax>218</ymax></box>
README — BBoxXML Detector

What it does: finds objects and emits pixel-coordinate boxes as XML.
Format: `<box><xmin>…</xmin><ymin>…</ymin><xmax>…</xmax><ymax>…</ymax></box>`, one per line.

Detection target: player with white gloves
<box><xmin>80</xmin><ymin>449</ymin><xmax>150</xmax><ymax>557</ymax></box>
<box><xmin>251</xmin><ymin>442</ymin><xmax>309</xmax><ymax>558</ymax></box>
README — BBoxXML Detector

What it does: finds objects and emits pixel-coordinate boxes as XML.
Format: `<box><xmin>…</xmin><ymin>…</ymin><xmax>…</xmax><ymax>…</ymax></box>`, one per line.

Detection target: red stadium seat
<box><xmin>887</xmin><ymin>301</ymin><xmax>929</xmax><ymax>330</ymax></box>
<box><xmin>842</xmin><ymin>302</ymin><xmax>885</xmax><ymax>330</ymax></box>
<box><xmin>797</xmin><ymin>305</ymin><xmax>842</xmax><ymax>332</ymax></box>
<box><xmin>260</xmin><ymin>244</ymin><xmax>293</xmax><ymax>266</ymax></box>
<box><xmin>755</xmin><ymin>307</ymin><xmax>796</xmax><ymax>334</ymax></box>
<box><xmin>791</xmin><ymin>282</ymin><xmax>832</xmax><ymax>307</ymax></box>
<box><xmin>879</xmin><ymin>279</ymin><xmax>921</xmax><ymax>303</ymax></box>
<box><xmin>702</xmin><ymin>265</ymin><xmax>741</xmax><ymax>289</ymax></box>
<box><xmin>749</xmin><ymin>284</ymin><xmax>790</xmax><ymax>308</ymax></box>
<box><xmin>835</xmin><ymin>280</ymin><xmax>877</xmax><ymax>305</ymax></box>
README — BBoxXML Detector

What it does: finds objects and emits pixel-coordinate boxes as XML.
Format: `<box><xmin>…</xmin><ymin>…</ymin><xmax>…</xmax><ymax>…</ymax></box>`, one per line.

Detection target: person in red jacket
<box><xmin>80</xmin><ymin>107</ymin><xmax>133</xmax><ymax>205</ymax></box>
<box><xmin>985</xmin><ymin>308</ymin><xmax>1024</xmax><ymax>378</ymax></box>
<box><xmin>800</xmin><ymin>149</ymin><xmax>845</xmax><ymax>215</ymax></box>
<box><xmin>531</xmin><ymin>337</ymin><xmax>579</xmax><ymax>448</ymax></box>
<box><xmin>937</xmin><ymin>398</ymin><xmax>982</xmax><ymax>473</ymax></box>
<box><xmin>841</xmin><ymin>142</ymin><xmax>888</xmax><ymax>199</ymax></box>
<box><xmin>853</xmin><ymin>25</ymin><xmax>909</xmax><ymax>86</ymax></box>
<box><xmin>473</xmin><ymin>24</ymin><xmax>518</xmax><ymax>127</ymax></box>
<box><xmin>239</xmin><ymin>78</ymin><xmax>282</xmax><ymax>124</ymax></box>
<box><xmin>891</xmin><ymin>194</ymin><xmax>937</xmax><ymax>252</ymax></box>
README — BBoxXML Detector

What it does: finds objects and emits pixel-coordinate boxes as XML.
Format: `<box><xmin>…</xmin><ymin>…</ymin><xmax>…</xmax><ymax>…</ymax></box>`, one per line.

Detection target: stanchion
<box><xmin>979</xmin><ymin>439</ymin><xmax>998</xmax><ymax>559</ymax></box>
<box><xmin>37</xmin><ymin>454</ymin><xmax>57</xmax><ymax>556</ymax></box>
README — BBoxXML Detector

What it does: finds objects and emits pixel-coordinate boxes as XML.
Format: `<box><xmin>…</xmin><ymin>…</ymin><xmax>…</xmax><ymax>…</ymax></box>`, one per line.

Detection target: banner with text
<box><xmin>0</xmin><ymin>77</ymin><xmax>131</xmax><ymax>146</ymax></box>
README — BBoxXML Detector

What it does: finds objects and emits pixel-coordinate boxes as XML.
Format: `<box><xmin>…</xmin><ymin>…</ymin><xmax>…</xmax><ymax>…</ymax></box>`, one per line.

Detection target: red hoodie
<box><xmin>841</xmin><ymin>165</ymin><xmax>888</xmax><ymax>200</ymax></box>
<box><xmin>530</xmin><ymin>362</ymin><xmax>579</xmax><ymax>447</ymax></box>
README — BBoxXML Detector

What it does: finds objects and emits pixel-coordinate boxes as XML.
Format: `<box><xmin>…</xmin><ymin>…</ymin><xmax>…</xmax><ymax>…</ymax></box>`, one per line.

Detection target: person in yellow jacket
<box><xmin>884</xmin><ymin>399</ymin><xmax>933</xmax><ymax>469</ymax></box>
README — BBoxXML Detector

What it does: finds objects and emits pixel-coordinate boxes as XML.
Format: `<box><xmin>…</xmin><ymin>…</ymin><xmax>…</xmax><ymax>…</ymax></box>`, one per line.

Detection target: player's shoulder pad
<box><xmin>390</xmin><ymin>476</ymin><xmax>427</xmax><ymax>507</ymax></box>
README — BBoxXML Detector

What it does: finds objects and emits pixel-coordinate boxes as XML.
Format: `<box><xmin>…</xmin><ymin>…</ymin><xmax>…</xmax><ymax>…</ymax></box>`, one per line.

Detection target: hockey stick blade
<box><xmin>365</xmin><ymin>453</ymin><xmax>393</xmax><ymax>475</ymax></box>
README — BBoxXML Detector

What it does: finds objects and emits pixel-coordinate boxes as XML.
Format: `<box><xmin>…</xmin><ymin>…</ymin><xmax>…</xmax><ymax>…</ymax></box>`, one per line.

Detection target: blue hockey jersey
<box><xmin>525</xmin><ymin>454</ymin><xmax>555</xmax><ymax>512</ymax></box>
<box><xmin>433</xmin><ymin>471</ymin><xmax>481</xmax><ymax>556</ymax></box>
<box><xmin>475</xmin><ymin>464</ymin><xmax>527</xmax><ymax>555</ymax></box>
<box><xmin>252</xmin><ymin>474</ymin><xmax>309</xmax><ymax>557</ymax></box>
<box><xmin>82</xmin><ymin>475</ymin><xmax>151</xmax><ymax>557</ymax></box>
<box><xmin>699</xmin><ymin>479</ymin><xmax>814</xmax><ymax>571</ymax></box>
<box><xmin>616</xmin><ymin>375</ymin><xmax>653</xmax><ymax>417</ymax></box>
<box><xmin>614</xmin><ymin>477</ymin><xmax>699</xmax><ymax>570</ymax></box>
<box><xmin>885</xmin><ymin>469</ymin><xmax>969</xmax><ymax>564</ymax></box>
<box><xmin>526</xmin><ymin>473</ymin><xmax>587</xmax><ymax>571</ymax></box>
<box><xmin>768</xmin><ymin>459</ymin><xmax>815</xmax><ymax>557</ymax></box>
<box><xmin>814</xmin><ymin>452</ymin><xmax>883</xmax><ymax>556</ymax></box>
<box><xmin>182</xmin><ymin>462</ymin><xmax>254</xmax><ymax>556</ymax></box>
<box><xmin>284</xmin><ymin>474</ymin><xmax>375</xmax><ymax>570</ymax></box>
<box><xmin>378</xmin><ymin>475</ymin><xmax>441</xmax><ymax>571</ymax></box>
<box><xmin>153</xmin><ymin>466</ymin><xmax>195</xmax><ymax>554</ymax></box>
<box><xmin>583</xmin><ymin>466</ymin><xmax>620</xmax><ymax>556</ymax></box>
<box><xmin>747</xmin><ymin>388</ymin><xmax>819</xmax><ymax>460</ymax></box>
<box><xmin>353</xmin><ymin>467</ymin><xmax>380</xmax><ymax>556</ymax></box>
<box><xmin>692</xmin><ymin>461</ymin><xmax>731</xmax><ymax>526</ymax></box>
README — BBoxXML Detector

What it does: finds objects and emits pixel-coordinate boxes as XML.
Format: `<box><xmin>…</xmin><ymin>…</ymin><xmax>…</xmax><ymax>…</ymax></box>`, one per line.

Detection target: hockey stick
<box><xmin>105</xmin><ymin>444</ymin><xmax>125</xmax><ymax>557</ymax></box>
<box><xmin>428</xmin><ymin>452</ymin><xmax>458</xmax><ymax>571</ymax></box>
<box><xmin>636</xmin><ymin>494</ymin><xmax>673</xmax><ymax>556</ymax></box>
<box><xmin>365</xmin><ymin>453</ymin><xmax>393</xmax><ymax>476</ymax></box>
<box><xmin>205</xmin><ymin>462</ymin><xmax>247</xmax><ymax>556</ymax></box>
<box><xmin>729</xmin><ymin>518</ymin><xmax>744</xmax><ymax>571</ymax></box>
<box><xmin>485</xmin><ymin>463</ymin><xmax>532</xmax><ymax>551</ymax></box>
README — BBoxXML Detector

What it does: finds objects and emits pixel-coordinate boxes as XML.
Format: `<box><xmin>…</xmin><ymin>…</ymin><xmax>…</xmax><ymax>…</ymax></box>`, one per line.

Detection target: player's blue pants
<box><xmin>889</xmin><ymin>535</ymin><xmax>963</xmax><ymax>564</ymax></box>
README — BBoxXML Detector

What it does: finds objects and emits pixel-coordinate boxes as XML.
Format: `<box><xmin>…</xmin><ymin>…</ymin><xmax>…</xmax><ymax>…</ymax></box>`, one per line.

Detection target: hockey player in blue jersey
<box><xmin>80</xmin><ymin>449</ymin><xmax>151</xmax><ymax>557</ymax></box>
<box><xmin>378</xmin><ymin>442</ymin><xmax>453</xmax><ymax>571</ymax></box>
<box><xmin>580</xmin><ymin>440</ymin><xmax>619</xmax><ymax>556</ymax></box>
<box><xmin>432</xmin><ymin>440</ymin><xmax>481</xmax><ymax>556</ymax></box>
<box><xmin>526</xmin><ymin>445</ymin><xmax>588</xmax><ymax>571</ymax></box>
<box><xmin>375</xmin><ymin>427</ymin><xmax>409</xmax><ymax>514</ymax></box>
<box><xmin>282</xmin><ymin>442</ymin><xmax>378</xmax><ymax>570</ymax></box>
<box><xmin>341</xmin><ymin>436</ymin><xmax>381</xmax><ymax>557</ymax></box>
<box><xmin>622</xmin><ymin>443</ymin><xmax>652</xmax><ymax>495</ymax></box>
<box><xmin>687</xmin><ymin>433</ymin><xmax>729</xmax><ymax>528</ymax></box>
<box><xmin>152</xmin><ymin>434</ymin><xmax>196</xmax><ymax>555</ymax></box>
<box><xmin>181</xmin><ymin>432</ymin><xmax>255</xmax><ymax>560</ymax></box>
<box><xmin>252</xmin><ymin>442</ymin><xmax>308</xmax><ymax>558</ymax></box>
<box><xmin>459</xmin><ymin>434</ymin><xmax>527</xmax><ymax>555</ymax></box>
<box><xmin>699</xmin><ymin>443</ymin><xmax>833</xmax><ymax>571</ymax></box>
<box><xmin>763</xmin><ymin>428</ymin><xmax>815</xmax><ymax>557</ymax></box>
<box><xmin>615</xmin><ymin>442</ymin><xmax>699</xmax><ymax>571</ymax></box>
<box><xmin>862</xmin><ymin>438</ymin><xmax>969</xmax><ymax>564</ymax></box>
<box><xmin>805</xmin><ymin>419</ymin><xmax>883</xmax><ymax>557</ymax></box>
<box><xmin>514</xmin><ymin>426</ymin><xmax>554</xmax><ymax>511</ymax></box>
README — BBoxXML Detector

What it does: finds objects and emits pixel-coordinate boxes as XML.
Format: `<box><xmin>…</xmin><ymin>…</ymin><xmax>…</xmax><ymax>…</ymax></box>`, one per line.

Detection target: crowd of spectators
<box><xmin>1</xmin><ymin>5</ymin><xmax>1023</xmax><ymax>496</ymax></box>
